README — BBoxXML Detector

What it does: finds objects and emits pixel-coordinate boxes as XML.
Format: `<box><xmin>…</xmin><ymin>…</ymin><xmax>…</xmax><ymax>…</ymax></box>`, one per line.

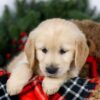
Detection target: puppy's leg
<box><xmin>7</xmin><ymin>64</ymin><xmax>32</xmax><ymax>95</ymax></box>
<box><xmin>42</xmin><ymin>76</ymin><xmax>66</xmax><ymax>95</ymax></box>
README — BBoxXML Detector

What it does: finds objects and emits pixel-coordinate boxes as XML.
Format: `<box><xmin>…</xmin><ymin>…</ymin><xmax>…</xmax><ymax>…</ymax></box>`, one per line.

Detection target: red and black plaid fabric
<box><xmin>58</xmin><ymin>77</ymin><xmax>97</xmax><ymax>100</ymax></box>
<box><xmin>0</xmin><ymin>56</ymin><xmax>100</xmax><ymax>100</ymax></box>
<box><xmin>0</xmin><ymin>70</ymin><xmax>100</xmax><ymax>100</ymax></box>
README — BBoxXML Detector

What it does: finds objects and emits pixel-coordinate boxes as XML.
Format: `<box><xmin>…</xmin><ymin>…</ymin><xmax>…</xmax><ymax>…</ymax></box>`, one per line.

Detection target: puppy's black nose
<box><xmin>46</xmin><ymin>65</ymin><xmax>58</xmax><ymax>74</ymax></box>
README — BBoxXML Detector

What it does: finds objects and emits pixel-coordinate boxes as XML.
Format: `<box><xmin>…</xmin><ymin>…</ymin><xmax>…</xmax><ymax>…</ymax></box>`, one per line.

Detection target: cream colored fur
<box><xmin>6</xmin><ymin>18</ymin><xmax>89</xmax><ymax>95</ymax></box>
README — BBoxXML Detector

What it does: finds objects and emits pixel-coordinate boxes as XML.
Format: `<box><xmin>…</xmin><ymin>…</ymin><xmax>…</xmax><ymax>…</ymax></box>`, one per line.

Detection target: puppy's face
<box><xmin>25</xmin><ymin>19</ymin><xmax>89</xmax><ymax>78</ymax></box>
<box><xmin>35</xmin><ymin>32</ymin><xmax>75</xmax><ymax>77</ymax></box>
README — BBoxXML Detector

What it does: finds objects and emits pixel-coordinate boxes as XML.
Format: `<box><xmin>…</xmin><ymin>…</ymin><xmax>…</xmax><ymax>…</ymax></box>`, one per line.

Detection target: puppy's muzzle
<box><xmin>46</xmin><ymin>65</ymin><xmax>58</xmax><ymax>74</ymax></box>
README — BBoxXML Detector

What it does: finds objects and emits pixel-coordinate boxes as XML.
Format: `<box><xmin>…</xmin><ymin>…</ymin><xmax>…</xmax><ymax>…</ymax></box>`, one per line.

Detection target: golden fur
<box><xmin>6</xmin><ymin>18</ymin><xmax>89</xmax><ymax>95</ymax></box>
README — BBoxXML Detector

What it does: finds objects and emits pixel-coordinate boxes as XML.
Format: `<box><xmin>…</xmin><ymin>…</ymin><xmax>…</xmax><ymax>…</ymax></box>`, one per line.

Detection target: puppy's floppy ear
<box><xmin>24</xmin><ymin>32</ymin><xmax>36</xmax><ymax>69</ymax></box>
<box><xmin>75</xmin><ymin>35</ymin><xmax>89</xmax><ymax>70</ymax></box>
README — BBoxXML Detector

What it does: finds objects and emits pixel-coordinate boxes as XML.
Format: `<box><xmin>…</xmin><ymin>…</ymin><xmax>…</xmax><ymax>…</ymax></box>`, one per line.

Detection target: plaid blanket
<box><xmin>0</xmin><ymin>70</ymin><xmax>100</xmax><ymax>100</ymax></box>
<box><xmin>0</xmin><ymin>71</ymin><xmax>19</xmax><ymax>100</ymax></box>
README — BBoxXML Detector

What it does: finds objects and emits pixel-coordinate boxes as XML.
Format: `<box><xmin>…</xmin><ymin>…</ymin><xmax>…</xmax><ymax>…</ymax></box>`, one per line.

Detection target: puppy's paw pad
<box><xmin>6</xmin><ymin>79</ymin><xmax>24</xmax><ymax>95</ymax></box>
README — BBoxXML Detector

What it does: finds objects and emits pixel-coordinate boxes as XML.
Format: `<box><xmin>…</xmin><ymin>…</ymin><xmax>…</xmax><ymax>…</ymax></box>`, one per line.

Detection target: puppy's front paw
<box><xmin>42</xmin><ymin>78</ymin><xmax>61</xmax><ymax>95</ymax></box>
<box><xmin>6</xmin><ymin>79</ymin><xmax>24</xmax><ymax>96</ymax></box>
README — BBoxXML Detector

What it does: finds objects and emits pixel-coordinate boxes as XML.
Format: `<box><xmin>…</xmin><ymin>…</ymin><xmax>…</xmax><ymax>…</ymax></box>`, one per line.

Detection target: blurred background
<box><xmin>0</xmin><ymin>0</ymin><xmax>100</xmax><ymax>73</ymax></box>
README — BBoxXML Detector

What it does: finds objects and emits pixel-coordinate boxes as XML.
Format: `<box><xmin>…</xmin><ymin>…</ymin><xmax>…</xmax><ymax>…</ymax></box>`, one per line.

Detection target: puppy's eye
<box><xmin>42</xmin><ymin>48</ymin><xmax>48</xmax><ymax>53</ymax></box>
<box><xmin>59</xmin><ymin>49</ymin><xmax>67</xmax><ymax>54</ymax></box>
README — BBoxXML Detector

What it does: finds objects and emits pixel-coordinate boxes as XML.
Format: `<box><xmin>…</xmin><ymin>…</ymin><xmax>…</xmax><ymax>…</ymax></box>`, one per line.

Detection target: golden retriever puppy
<box><xmin>6</xmin><ymin>18</ymin><xmax>89</xmax><ymax>95</ymax></box>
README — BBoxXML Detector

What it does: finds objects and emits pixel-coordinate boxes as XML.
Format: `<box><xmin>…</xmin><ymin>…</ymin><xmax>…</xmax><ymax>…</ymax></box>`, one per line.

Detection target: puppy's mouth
<box><xmin>45</xmin><ymin>73</ymin><xmax>58</xmax><ymax>78</ymax></box>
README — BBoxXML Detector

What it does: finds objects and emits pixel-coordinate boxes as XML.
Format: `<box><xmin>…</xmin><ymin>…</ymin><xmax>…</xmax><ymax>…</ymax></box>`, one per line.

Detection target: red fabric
<box><xmin>0</xmin><ymin>70</ymin><xmax>8</xmax><ymax>76</ymax></box>
<box><xmin>86</xmin><ymin>56</ymin><xmax>99</xmax><ymax>78</ymax></box>
<box><xmin>52</xmin><ymin>93</ymin><xmax>65</xmax><ymax>100</ymax></box>
<box><xmin>19</xmin><ymin>76</ymin><xmax>63</xmax><ymax>100</ymax></box>
<box><xmin>20</xmin><ymin>76</ymin><xmax>49</xmax><ymax>100</ymax></box>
